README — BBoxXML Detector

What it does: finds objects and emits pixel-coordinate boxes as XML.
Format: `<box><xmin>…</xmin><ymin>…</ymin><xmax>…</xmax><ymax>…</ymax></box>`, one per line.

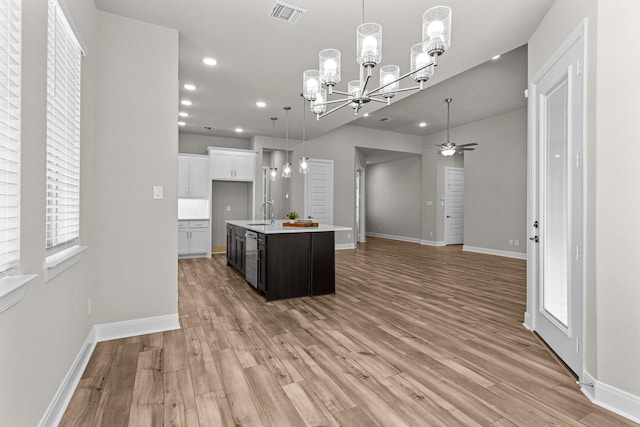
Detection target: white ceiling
<box><xmin>94</xmin><ymin>0</ymin><xmax>553</xmax><ymax>140</ymax></box>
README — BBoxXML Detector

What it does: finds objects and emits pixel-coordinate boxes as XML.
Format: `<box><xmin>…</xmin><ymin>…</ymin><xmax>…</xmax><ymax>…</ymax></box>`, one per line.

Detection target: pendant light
<box><xmin>282</xmin><ymin>106</ymin><xmax>292</xmax><ymax>178</ymax></box>
<box><xmin>299</xmin><ymin>96</ymin><xmax>309</xmax><ymax>174</ymax></box>
<box><xmin>270</xmin><ymin>117</ymin><xmax>278</xmax><ymax>181</ymax></box>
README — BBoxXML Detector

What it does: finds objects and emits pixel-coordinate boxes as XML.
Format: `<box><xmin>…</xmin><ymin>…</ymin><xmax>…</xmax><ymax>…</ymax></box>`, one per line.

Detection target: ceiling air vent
<box><xmin>268</xmin><ymin>1</ymin><xmax>307</xmax><ymax>25</ymax></box>
<box><xmin>379</xmin><ymin>117</ymin><xmax>391</xmax><ymax>122</ymax></box>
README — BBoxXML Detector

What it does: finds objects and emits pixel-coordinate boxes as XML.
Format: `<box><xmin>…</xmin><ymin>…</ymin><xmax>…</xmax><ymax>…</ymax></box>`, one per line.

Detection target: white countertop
<box><xmin>227</xmin><ymin>219</ymin><xmax>351</xmax><ymax>234</ymax></box>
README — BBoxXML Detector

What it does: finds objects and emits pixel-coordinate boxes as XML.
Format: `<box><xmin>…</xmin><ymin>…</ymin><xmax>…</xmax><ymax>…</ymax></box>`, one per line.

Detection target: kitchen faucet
<box><xmin>261</xmin><ymin>201</ymin><xmax>274</xmax><ymax>224</ymax></box>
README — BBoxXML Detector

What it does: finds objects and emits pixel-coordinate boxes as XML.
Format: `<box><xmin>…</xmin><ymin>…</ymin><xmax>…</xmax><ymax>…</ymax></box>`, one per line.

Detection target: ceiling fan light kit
<box><xmin>438</xmin><ymin>98</ymin><xmax>478</xmax><ymax>156</ymax></box>
<box><xmin>303</xmin><ymin>1</ymin><xmax>452</xmax><ymax>119</ymax></box>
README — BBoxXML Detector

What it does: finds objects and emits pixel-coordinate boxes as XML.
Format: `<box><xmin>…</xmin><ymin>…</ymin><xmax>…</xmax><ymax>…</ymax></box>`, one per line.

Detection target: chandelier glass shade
<box><xmin>303</xmin><ymin>4</ymin><xmax>452</xmax><ymax>119</ymax></box>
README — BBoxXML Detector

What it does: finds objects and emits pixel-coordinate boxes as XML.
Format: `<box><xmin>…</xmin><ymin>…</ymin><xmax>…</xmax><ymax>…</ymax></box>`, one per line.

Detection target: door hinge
<box><xmin>577</xmin><ymin>60</ymin><xmax>581</xmax><ymax>76</ymax></box>
<box><xmin>576</xmin><ymin>245</ymin><xmax>581</xmax><ymax>261</ymax></box>
<box><xmin>576</xmin><ymin>337</ymin><xmax>580</xmax><ymax>353</ymax></box>
<box><xmin>576</xmin><ymin>152</ymin><xmax>581</xmax><ymax>169</ymax></box>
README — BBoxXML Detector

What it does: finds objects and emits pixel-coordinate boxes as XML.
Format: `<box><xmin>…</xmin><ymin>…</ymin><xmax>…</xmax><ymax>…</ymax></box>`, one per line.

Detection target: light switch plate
<box><xmin>153</xmin><ymin>186</ymin><xmax>163</xmax><ymax>199</ymax></box>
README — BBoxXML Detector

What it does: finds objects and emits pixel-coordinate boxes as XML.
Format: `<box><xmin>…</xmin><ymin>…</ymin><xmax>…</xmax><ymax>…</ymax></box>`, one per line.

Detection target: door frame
<box><xmin>356</xmin><ymin>168</ymin><xmax>366</xmax><ymax>243</ymax></box>
<box><xmin>444</xmin><ymin>166</ymin><xmax>464</xmax><ymax>245</ymax></box>
<box><xmin>525</xmin><ymin>20</ymin><xmax>587</xmax><ymax>379</ymax></box>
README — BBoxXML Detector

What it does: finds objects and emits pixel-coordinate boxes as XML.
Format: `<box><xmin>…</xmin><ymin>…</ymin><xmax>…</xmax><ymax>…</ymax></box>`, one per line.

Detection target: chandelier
<box><xmin>302</xmin><ymin>2</ymin><xmax>452</xmax><ymax>119</ymax></box>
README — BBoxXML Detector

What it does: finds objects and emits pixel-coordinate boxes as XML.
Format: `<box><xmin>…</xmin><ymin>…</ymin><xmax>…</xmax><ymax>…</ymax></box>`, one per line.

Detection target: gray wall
<box><xmin>179</xmin><ymin>133</ymin><xmax>250</xmax><ymax>154</ymax></box>
<box><xmin>211</xmin><ymin>181</ymin><xmax>250</xmax><ymax>246</ymax></box>
<box><xmin>423</xmin><ymin>109</ymin><xmax>528</xmax><ymax>253</ymax></box>
<box><xmin>366</xmin><ymin>156</ymin><xmax>422</xmax><ymax>240</ymax></box>
<box><xmin>0</xmin><ymin>4</ymin><xmax>179</xmax><ymax>426</ymax></box>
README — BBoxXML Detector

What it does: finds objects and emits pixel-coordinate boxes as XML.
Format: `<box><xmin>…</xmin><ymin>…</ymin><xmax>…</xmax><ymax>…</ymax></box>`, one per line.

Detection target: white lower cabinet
<box><xmin>178</xmin><ymin>220</ymin><xmax>210</xmax><ymax>258</ymax></box>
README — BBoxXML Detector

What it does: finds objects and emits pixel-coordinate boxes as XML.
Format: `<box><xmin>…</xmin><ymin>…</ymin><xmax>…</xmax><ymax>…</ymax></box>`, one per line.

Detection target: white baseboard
<box><xmin>38</xmin><ymin>329</ymin><xmax>97</xmax><ymax>427</ymax></box>
<box><xmin>420</xmin><ymin>240</ymin><xmax>446</xmax><ymax>246</ymax></box>
<box><xmin>581</xmin><ymin>371</ymin><xmax>640</xmax><ymax>423</ymax></box>
<box><xmin>335</xmin><ymin>243</ymin><xmax>356</xmax><ymax>250</ymax></box>
<box><xmin>38</xmin><ymin>313</ymin><xmax>180</xmax><ymax>426</ymax></box>
<box><xmin>94</xmin><ymin>313</ymin><xmax>180</xmax><ymax>342</ymax></box>
<box><xmin>522</xmin><ymin>311</ymin><xmax>532</xmax><ymax>330</ymax></box>
<box><xmin>463</xmin><ymin>245</ymin><xmax>526</xmax><ymax>260</ymax></box>
<box><xmin>366</xmin><ymin>232</ymin><xmax>421</xmax><ymax>244</ymax></box>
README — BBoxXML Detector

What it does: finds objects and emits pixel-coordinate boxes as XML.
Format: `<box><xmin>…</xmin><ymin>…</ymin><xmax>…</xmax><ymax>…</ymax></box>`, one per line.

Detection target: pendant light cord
<box><xmin>301</xmin><ymin>96</ymin><xmax>306</xmax><ymax>156</ymax></box>
<box><xmin>284</xmin><ymin>107</ymin><xmax>290</xmax><ymax>163</ymax></box>
<box><xmin>271</xmin><ymin>117</ymin><xmax>277</xmax><ymax>167</ymax></box>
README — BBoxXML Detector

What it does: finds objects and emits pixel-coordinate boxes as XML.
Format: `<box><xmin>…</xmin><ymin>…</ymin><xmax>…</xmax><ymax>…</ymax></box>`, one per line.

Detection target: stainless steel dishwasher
<box><xmin>245</xmin><ymin>230</ymin><xmax>258</xmax><ymax>288</ymax></box>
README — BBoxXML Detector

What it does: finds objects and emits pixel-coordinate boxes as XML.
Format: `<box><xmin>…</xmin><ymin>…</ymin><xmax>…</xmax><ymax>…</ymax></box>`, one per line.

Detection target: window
<box><xmin>0</xmin><ymin>0</ymin><xmax>35</xmax><ymax>314</ymax></box>
<box><xmin>44</xmin><ymin>0</ymin><xmax>86</xmax><ymax>281</ymax></box>
<box><xmin>0</xmin><ymin>0</ymin><xmax>20</xmax><ymax>278</ymax></box>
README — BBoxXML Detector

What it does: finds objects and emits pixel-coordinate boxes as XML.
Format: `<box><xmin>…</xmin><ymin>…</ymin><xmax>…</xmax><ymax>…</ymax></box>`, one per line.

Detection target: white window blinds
<box><xmin>0</xmin><ymin>0</ymin><xmax>21</xmax><ymax>276</ymax></box>
<box><xmin>46</xmin><ymin>0</ymin><xmax>81</xmax><ymax>256</ymax></box>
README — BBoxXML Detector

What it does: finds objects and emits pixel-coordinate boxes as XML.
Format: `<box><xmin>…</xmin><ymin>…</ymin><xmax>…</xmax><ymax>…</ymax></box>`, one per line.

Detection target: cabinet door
<box><xmin>178</xmin><ymin>157</ymin><xmax>190</xmax><ymax>197</ymax></box>
<box><xmin>311</xmin><ymin>232</ymin><xmax>335</xmax><ymax>295</ymax></box>
<box><xmin>189</xmin><ymin>228</ymin><xmax>209</xmax><ymax>254</ymax></box>
<box><xmin>234</xmin><ymin>153</ymin><xmax>255</xmax><ymax>181</ymax></box>
<box><xmin>188</xmin><ymin>157</ymin><xmax>209</xmax><ymax>198</ymax></box>
<box><xmin>226</xmin><ymin>224</ymin><xmax>233</xmax><ymax>264</ymax></box>
<box><xmin>210</xmin><ymin>151</ymin><xmax>235</xmax><ymax>180</ymax></box>
<box><xmin>178</xmin><ymin>229</ymin><xmax>190</xmax><ymax>255</ymax></box>
<box><xmin>235</xmin><ymin>235</ymin><xmax>246</xmax><ymax>275</ymax></box>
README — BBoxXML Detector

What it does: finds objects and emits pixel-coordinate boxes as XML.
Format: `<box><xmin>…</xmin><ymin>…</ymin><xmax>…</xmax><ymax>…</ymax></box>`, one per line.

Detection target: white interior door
<box><xmin>445</xmin><ymin>167</ymin><xmax>464</xmax><ymax>245</ymax></box>
<box><xmin>304</xmin><ymin>159</ymin><xmax>334</xmax><ymax>224</ymax></box>
<box><xmin>528</xmin><ymin>22</ymin><xmax>585</xmax><ymax>376</ymax></box>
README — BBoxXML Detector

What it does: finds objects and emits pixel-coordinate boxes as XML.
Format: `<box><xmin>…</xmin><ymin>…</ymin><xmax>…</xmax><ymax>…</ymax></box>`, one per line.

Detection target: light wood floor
<box><xmin>61</xmin><ymin>238</ymin><xmax>636</xmax><ymax>426</ymax></box>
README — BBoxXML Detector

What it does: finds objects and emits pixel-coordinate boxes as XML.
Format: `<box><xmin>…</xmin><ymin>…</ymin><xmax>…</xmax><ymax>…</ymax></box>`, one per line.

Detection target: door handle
<box><xmin>529</xmin><ymin>236</ymin><xmax>539</xmax><ymax>243</ymax></box>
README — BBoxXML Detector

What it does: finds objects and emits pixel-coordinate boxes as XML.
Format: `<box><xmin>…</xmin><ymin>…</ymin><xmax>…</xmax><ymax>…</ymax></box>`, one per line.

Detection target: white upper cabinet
<box><xmin>178</xmin><ymin>154</ymin><xmax>209</xmax><ymax>198</ymax></box>
<box><xmin>208</xmin><ymin>147</ymin><xmax>256</xmax><ymax>181</ymax></box>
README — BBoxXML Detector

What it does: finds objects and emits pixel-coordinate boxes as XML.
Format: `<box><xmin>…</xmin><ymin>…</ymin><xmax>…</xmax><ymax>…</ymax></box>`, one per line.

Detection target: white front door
<box><xmin>445</xmin><ymin>167</ymin><xmax>464</xmax><ymax>245</ymax></box>
<box><xmin>527</xmin><ymin>22</ymin><xmax>585</xmax><ymax>376</ymax></box>
<box><xmin>304</xmin><ymin>159</ymin><xmax>334</xmax><ymax>224</ymax></box>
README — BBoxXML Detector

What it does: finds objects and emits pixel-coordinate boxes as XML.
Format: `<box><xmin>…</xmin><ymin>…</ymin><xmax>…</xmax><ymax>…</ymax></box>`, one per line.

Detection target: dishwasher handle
<box><xmin>245</xmin><ymin>232</ymin><xmax>257</xmax><ymax>240</ymax></box>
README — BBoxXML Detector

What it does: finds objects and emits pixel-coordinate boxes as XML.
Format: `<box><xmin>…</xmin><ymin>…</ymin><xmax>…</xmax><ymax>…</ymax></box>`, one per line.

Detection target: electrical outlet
<box><xmin>87</xmin><ymin>298</ymin><xmax>92</xmax><ymax>316</ymax></box>
<box><xmin>429</xmin><ymin>231</ymin><xmax>433</xmax><ymax>237</ymax></box>
<box><xmin>509</xmin><ymin>240</ymin><xmax>514</xmax><ymax>246</ymax></box>
<box><xmin>515</xmin><ymin>240</ymin><xmax>519</xmax><ymax>246</ymax></box>
<box><xmin>226</xmin><ymin>205</ymin><xmax>231</xmax><ymax>211</ymax></box>
<box><xmin>426</xmin><ymin>200</ymin><xmax>433</xmax><ymax>206</ymax></box>
<box><xmin>347</xmin><ymin>233</ymin><xmax>351</xmax><ymax>239</ymax></box>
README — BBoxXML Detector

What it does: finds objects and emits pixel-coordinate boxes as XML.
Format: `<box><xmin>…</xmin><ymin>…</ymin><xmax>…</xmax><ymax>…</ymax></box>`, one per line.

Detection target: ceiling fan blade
<box><xmin>456</xmin><ymin>143</ymin><xmax>478</xmax><ymax>147</ymax></box>
<box><xmin>457</xmin><ymin>147</ymin><xmax>475</xmax><ymax>151</ymax></box>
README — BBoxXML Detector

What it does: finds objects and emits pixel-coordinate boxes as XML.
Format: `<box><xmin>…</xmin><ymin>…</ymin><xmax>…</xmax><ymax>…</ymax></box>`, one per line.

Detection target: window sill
<box><xmin>43</xmin><ymin>245</ymin><xmax>88</xmax><ymax>283</ymax></box>
<box><xmin>0</xmin><ymin>274</ymin><xmax>38</xmax><ymax>314</ymax></box>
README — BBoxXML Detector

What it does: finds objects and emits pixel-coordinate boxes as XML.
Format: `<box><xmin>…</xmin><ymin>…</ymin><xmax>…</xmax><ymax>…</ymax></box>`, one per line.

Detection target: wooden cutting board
<box><xmin>283</xmin><ymin>222</ymin><xmax>319</xmax><ymax>227</ymax></box>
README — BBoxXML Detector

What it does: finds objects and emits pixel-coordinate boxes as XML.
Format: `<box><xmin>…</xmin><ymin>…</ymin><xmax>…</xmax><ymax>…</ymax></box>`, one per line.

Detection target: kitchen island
<box><xmin>226</xmin><ymin>220</ymin><xmax>350</xmax><ymax>301</ymax></box>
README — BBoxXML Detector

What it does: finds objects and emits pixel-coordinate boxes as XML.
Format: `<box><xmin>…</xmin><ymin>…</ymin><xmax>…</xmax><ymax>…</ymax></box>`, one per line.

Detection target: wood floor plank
<box><xmin>58</xmin><ymin>377</ymin><xmax>104</xmax><ymax>427</ymax></box>
<box><xmin>194</xmin><ymin>390</ymin><xmax>234</xmax><ymax>426</ymax></box>
<box><xmin>61</xmin><ymin>239</ymin><xmax>636</xmax><ymax>427</ymax></box>
<box><xmin>92</xmin><ymin>342</ymin><xmax>141</xmax><ymax>427</ymax></box>
<box><xmin>164</xmin><ymin>368</ymin><xmax>199</xmax><ymax>427</ymax></box>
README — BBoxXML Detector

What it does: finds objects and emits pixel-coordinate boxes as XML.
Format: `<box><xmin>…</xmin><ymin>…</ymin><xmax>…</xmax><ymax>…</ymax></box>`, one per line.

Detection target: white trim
<box><xmin>43</xmin><ymin>245</ymin><xmax>87</xmax><ymax>283</ymax></box>
<box><xmin>581</xmin><ymin>371</ymin><xmax>640</xmax><ymax>424</ymax></box>
<box><xmin>420</xmin><ymin>240</ymin><xmax>446</xmax><ymax>247</ymax></box>
<box><xmin>53</xmin><ymin>0</ymin><xmax>87</xmax><ymax>55</ymax></box>
<box><xmin>366</xmin><ymin>232</ymin><xmax>421</xmax><ymax>244</ymax></box>
<box><xmin>444</xmin><ymin>166</ymin><xmax>464</xmax><ymax>245</ymax></box>
<box><xmin>94</xmin><ymin>313</ymin><xmax>180</xmax><ymax>342</ymax></box>
<box><xmin>37</xmin><ymin>328</ymin><xmax>96</xmax><ymax>427</ymax></box>
<box><xmin>523</xmin><ymin>311</ymin><xmax>533</xmax><ymax>330</ymax></box>
<box><xmin>0</xmin><ymin>274</ymin><xmax>37</xmax><ymax>314</ymax></box>
<box><xmin>335</xmin><ymin>243</ymin><xmax>356</xmax><ymax>250</ymax></box>
<box><xmin>463</xmin><ymin>245</ymin><xmax>526</xmax><ymax>260</ymax></box>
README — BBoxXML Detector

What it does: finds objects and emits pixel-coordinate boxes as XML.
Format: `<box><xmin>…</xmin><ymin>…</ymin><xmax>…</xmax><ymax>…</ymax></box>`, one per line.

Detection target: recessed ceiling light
<box><xmin>178</xmin><ymin>121</ymin><xmax>186</xmax><ymax>126</ymax></box>
<box><xmin>419</xmin><ymin>122</ymin><xmax>427</xmax><ymax>127</ymax></box>
<box><xmin>363</xmin><ymin>113</ymin><xmax>369</xmax><ymax>117</ymax></box>
<box><xmin>179</xmin><ymin>112</ymin><xmax>188</xmax><ymax>117</ymax></box>
<box><xmin>235</xmin><ymin>128</ymin><xmax>243</xmax><ymax>133</ymax></box>
<box><xmin>202</xmin><ymin>57</ymin><xmax>218</xmax><ymax>66</ymax></box>
<box><xmin>256</xmin><ymin>101</ymin><xmax>267</xmax><ymax>108</ymax></box>
<box><xmin>184</xmin><ymin>83</ymin><xmax>196</xmax><ymax>91</ymax></box>
<box><xmin>181</xmin><ymin>99</ymin><xmax>192</xmax><ymax>106</ymax></box>
<box><xmin>492</xmin><ymin>54</ymin><xmax>501</xmax><ymax>60</ymax></box>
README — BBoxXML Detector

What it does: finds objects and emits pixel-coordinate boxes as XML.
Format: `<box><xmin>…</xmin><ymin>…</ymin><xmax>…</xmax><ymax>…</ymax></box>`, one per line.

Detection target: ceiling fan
<box><xmin>437</xmin><ymin>98</ymin><xmax>478</xmax><ymax>156</ymax></box>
